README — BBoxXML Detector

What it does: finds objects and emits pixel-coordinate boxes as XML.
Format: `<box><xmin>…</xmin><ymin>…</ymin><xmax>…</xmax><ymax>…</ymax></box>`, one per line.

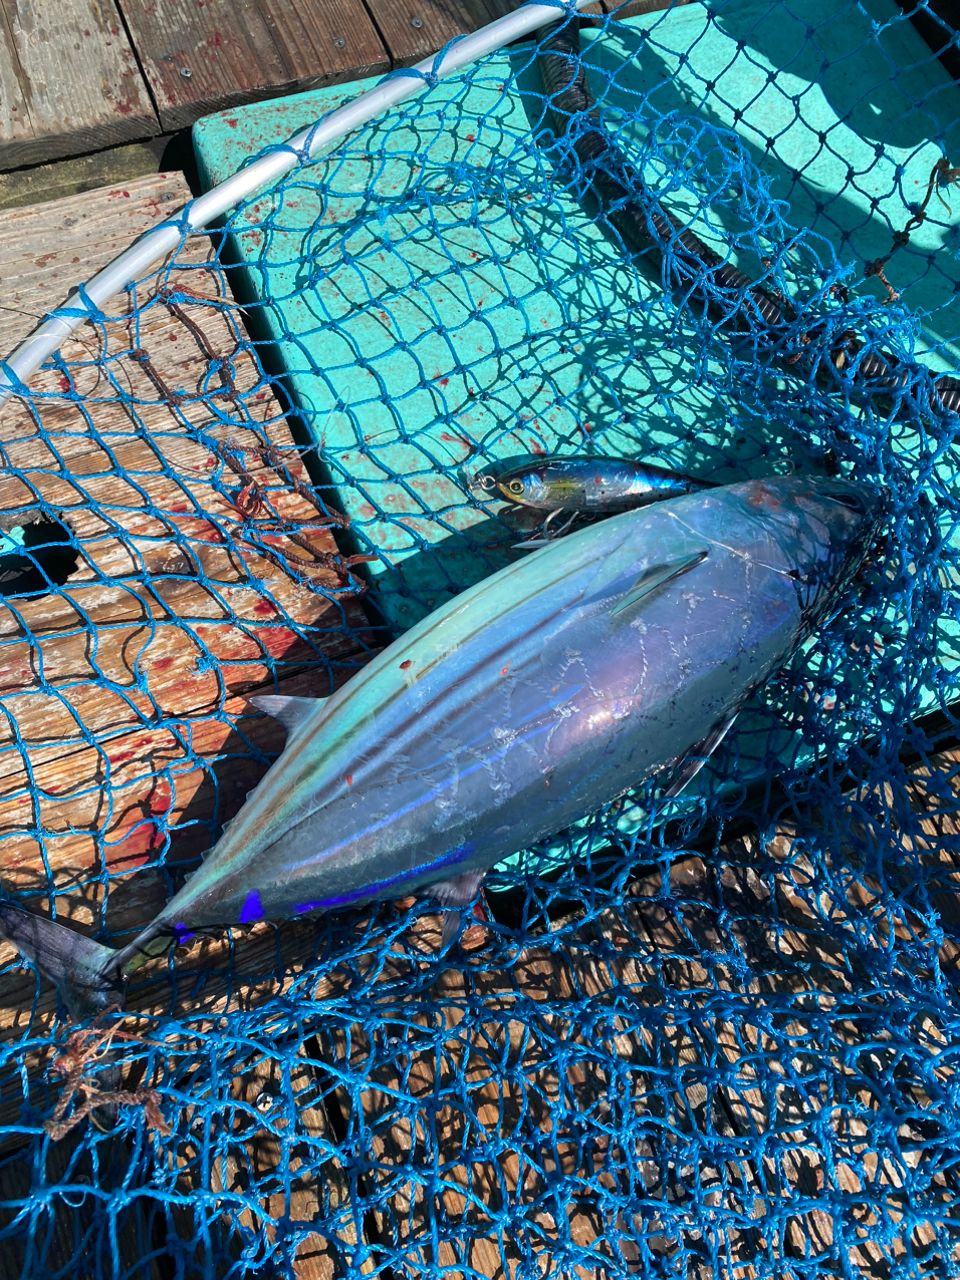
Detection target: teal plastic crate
<box><xmin>192</xmin><ymin>0</ymin><xmax>960</xmax><ymax>836</ymax></box>
<box><xmin>194</xmin><ymin>0</ymin><xmax>959</xmax><ymax>617</ymax></box>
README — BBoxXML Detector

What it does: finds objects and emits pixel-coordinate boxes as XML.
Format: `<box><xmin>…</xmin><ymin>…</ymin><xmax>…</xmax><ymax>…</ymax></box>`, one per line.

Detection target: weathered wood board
<box><xmin>145</xmin><ymin>921</ymin><xmax>370</xmax><ymax>1279</ymax></box>
<box><xmin>310</xmin><ymin>747</ymin><xmax>960</xmax><ymax>1277</ymax></box>
<box><xmin>315</xmin><ymin>915</ymin><xmax>633</xmax><ymax>1278</ymax></box>
<box><xmin>365</xmin><ymin>0</ymin><xmax>673</xmax><ymax>69</ymax></box>
<box><xmin>0</xmin><ymin>0</ymin><xmax>157</xmax><ymax>170</ymax></box>
<box><xmin>607</xmin><ymin>829</ymin><xmax>960</xmax><ymax>1277</ymax></box>
<box><xmin>0</xmin><ymin>171</ymin><xmax>372</xmax><ymax>1278</ymax></box>
<box><xmin>115</xmin><ymin>0</ymin><xmax>390</xmax><ymax>132</ymax></box>
<box><xmin>0</xmin><ymin>169</ymin><xmax>369</xmax><ymax>1109</ymax></box>
<box><xmin>0</xmin><ymin>0</ymin><xmax>677</xmax><ymax>176</ymax></box>
<box><xmin>358</xmin><ymin>0</ymin><xmax>517</xmax><ymax>67</ymax></box>
<box><xmin>0</xmin><ymin>172</ymin><xmax>367</xmax><ymax>920</ymax></box>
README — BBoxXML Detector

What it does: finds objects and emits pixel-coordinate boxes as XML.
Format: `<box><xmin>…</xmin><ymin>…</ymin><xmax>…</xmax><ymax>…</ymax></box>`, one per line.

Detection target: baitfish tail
<box><xmin>0</xmin><ymin>900</ymin><xmax>125</xmax><ymax>1018</ymax></box>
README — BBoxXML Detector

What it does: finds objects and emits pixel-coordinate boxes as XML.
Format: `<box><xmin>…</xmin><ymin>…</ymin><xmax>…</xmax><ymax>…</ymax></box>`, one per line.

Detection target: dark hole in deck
<box><xmin>0</xmin><ymin>516</ymin><xmax>79</xmax><ymax>596</ymax></box>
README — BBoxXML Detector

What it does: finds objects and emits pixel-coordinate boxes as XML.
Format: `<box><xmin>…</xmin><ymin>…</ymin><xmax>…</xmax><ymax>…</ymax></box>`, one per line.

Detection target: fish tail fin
<box><xmin>0</xmin><ymin>900</ymin><xmax>124</xmax><ymax>1018</ymax></box>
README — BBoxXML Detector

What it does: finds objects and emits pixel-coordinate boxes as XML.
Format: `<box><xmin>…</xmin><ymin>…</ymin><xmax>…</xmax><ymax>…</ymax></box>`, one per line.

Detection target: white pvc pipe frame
<box><xmin>0</xmin><ymin>0</ymin><xmax>595</xmax><ymax>406</ymax></box>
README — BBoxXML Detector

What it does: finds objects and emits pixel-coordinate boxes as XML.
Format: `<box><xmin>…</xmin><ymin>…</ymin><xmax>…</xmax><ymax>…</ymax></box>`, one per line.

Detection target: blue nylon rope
<box><xmin>0</xmin><ymin>2</ymin><xmax>959</xmax><ymax>1275</ymax></box>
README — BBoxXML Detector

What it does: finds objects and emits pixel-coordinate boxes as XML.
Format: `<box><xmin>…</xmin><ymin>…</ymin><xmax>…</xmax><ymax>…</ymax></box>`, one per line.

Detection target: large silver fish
<box><xmin>0</xmin><ymin>476</ymin><xmax>878</xmax><ymax>1015</ymax></box>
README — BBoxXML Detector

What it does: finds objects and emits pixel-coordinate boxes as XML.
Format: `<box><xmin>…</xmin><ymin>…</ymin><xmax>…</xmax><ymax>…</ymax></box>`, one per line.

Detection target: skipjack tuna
<box><xmin>468</xmin><ymin>454</ymin><xmax>708</xmax><ymax>513</ymax></box>
<box><xmin>0</xmin><ymin>476</ymin><xmax>878</xmax><ymax>1017</ymax></box>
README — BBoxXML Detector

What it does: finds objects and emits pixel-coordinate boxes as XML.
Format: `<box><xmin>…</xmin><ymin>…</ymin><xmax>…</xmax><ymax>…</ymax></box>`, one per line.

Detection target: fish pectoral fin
<box><xmin>431</xmin><ymin>870</ymin><xmax>486</xmax><ymax>948</ymax></box>
<box><xmin>662</xmin><ymin>709</ymin><xmax>740</xmax><ymax>800</ymax></box>
<box><xmin>611</xmin><ymin>549</ymin><xmax>708</xmax><ymax>618</ymax></box>
<box><xmin>432</xmin><ymin>870</ymin><xmax>486</xmax><ymax>909</ymax></box>
<box><xmin>249</xmin><ymin>694</ymin><xmax>327</xmax><ymax>738</ymax></box>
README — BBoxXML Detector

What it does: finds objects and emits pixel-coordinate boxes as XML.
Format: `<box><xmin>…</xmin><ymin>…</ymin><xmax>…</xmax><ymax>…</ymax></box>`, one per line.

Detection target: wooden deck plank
<box><xmin>611</xmin><ymin>819</ymin><xmax>960</xmax><ymax>1278</ymax></box>
<box><xmin>315</xmin><ymin>910</ymin><xmax>693</xmax><ymax>1277</ymax></box>
<box><xmin>0</xmin><ymin>174</ymin><xmax>368</xmax><ymax>926</ymax></box>
<box><xmin>0</xmin><ymin>0</ymin><xmax>157</xmax><ymax>170</ymax></box>
<box><xmin>0</xmin><ymin>138</ymin><xmax>181</xmax><ymax>214</ymax></box>
<box><xmin>0</xmin><ymin>172</ymin><xmax>373</xmax><ymax>1273</ymax></box>
<box><xmin>0</xmin><ymin>167</ymin><xmax>367</xmax><ymax>963</ymax></box>
<box><xmin>364</xmin><ymin>0</ymin><xmax>613</xmax><ymax>68</ymax></box>
<box><xmin>360</xmin><ymin>0</ymin><xmax>513</xmax><ymax>67</ymax></box>
<box><xmin>715</xmin><ymin>843</ymin><xmax>950</xmax><ymax>1273</ymax></box>
<box><xmin>0</xmin><ymin>169</ymin><xmax>184</xmax><ymax>352</ymax></box>
<box><xmin>116</xmin><ymin>0</ymin><xmax>390</xmax><ymax>133</ymax></box>
<box><xmin>583</xmin><ymin>894</ymin><xmax>767</xmax><ymax>1279</ymax></box>
<box><xmin>0</xmin><ymin>917</ymin><xmax>368</xmax><ymax>1273</ymax></box>
<box><xmin>160</xmin><ymin>925</ymin><xmax>368</xmax><ymax>1279</ymax></box>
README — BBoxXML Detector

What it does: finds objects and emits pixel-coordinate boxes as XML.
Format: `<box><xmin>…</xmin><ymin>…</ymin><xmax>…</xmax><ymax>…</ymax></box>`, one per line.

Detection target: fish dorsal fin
<box><xmin>249</xmin><ymin>694</ymin><xmax>326</xmax><ymax>738</ymax></box>
<box><xmin>662</xmin><ymin>708</ymin><xmax>739</xmax><ymax>800</ymax></box>
<box><xmin>611</xmin><ymin>549</ymin><xmax>708</xmax><ymax>618</ymax></box>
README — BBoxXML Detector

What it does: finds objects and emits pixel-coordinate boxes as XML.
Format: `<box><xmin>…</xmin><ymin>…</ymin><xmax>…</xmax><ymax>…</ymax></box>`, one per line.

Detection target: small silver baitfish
<box><xmin>468</xmin><ymin>453</ymin><xmax>708</xmax><ymax>513</ymax></box>
<box><xmin>0</xmin><ymin>476</ymin><xmax>878</xmax><ymax>1017</ymax></box>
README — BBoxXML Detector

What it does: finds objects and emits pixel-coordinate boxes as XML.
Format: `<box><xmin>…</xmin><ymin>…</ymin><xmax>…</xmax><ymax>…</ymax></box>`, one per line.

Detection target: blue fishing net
<box><xmin>0</xmin><ymin>0</ymin><xmax>959</xmax><ymax>1275</ymax></box>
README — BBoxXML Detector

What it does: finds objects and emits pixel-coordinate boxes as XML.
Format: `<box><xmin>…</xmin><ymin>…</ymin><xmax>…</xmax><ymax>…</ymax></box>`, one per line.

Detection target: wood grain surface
<box><xmin>116</xmin><ymin>0</ymin><xmax>390</xmax><ymax>132</ymax></box>
<box><xmin>0</xmin><ymin>0</ymin><xmax>157</xmax><ymax>169</ymax></box>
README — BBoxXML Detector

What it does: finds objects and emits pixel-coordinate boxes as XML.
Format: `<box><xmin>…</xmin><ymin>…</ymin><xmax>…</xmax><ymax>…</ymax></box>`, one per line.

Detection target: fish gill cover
<box><xmin>0</xmin><ymin>0</ymin><xmax>958</xmax><ymax>1275</ymax></box>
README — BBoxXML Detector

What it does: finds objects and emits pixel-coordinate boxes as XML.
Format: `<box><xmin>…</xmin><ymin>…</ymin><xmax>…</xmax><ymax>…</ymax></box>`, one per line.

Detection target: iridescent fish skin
<box><xmin>468</xmin><ymin>454</ymin><xmax>707</xmax><ymax>512</ymax></box>
<box><xmin>137</xmin><ymin>476</ymin><xmax>874</xmax><ymax>932</ymax></box>
<box><xmin>0</xmin><ymin>476</ymin><xmax>880</xmax><ymax>1006</ymax></box>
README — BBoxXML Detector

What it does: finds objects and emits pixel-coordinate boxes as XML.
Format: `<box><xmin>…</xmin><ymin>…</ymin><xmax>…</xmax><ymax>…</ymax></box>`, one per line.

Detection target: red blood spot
<box><xmin>531</xmin><ymin>441</ymin><xmax>546</xmax><ymax>455</ymax></box>
<box><xmin>151</xmin><ymin>779</ymin><xmax>173</xmax><ymax>813</ymax></box>
<box><xmin>253</xmin><ymin>599</ymin><xmax>276</xmax><ymax>617</ymax></box>
<box><xmin>466</xmin><ymin>133</ymin><xmax>475</xmax><ymax>142</ymax></box>
<box><xmin>500</xmin><ymin>664</ymin><xmax>510</xmax><ymax>677</ymax></box>
<box><xmin>57</xmin><ymin>374</ymin><xmax>71</xmax><ymax>393</ymax></box>
<box><xmin>345</xmin><ymin>773</ymin><xmax>353</xmax><ymax>787</ymax></box>
<box><xmin>400</xmin><ymin>659</ymin><xmax>412</xmax><ymax>670</ymax></box>
<box><xmin>440</xmin><ymin>432</ymin><xmax>471</xmax><ymax>453</ymax></box>
<box><xmin>439</xmin><ymin>377</ymin><xmax>449</xmax><ymax>387</ymax></box>
<box><xmin>152</xmin><ymin>657</ymin><xmax>173</xmax><ymax>672</ymax></box>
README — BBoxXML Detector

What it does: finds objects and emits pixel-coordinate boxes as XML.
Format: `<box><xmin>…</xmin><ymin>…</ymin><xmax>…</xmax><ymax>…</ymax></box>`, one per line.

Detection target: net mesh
<box><xmin>0</xmin><ymin>0</ymin><xmax>959</xmax><ymax>1275</ymax></box>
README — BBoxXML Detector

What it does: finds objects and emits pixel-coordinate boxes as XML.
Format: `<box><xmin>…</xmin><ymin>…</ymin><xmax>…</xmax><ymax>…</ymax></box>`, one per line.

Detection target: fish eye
<box><xmin>831</xmin><ymin>491</ymin><xmax>867</xmax><ymax>512</ymax></box>
<box><xmin>507</xmin><ymin>479</ymin><xmax>525</xmax><ymax>496</ymax></box>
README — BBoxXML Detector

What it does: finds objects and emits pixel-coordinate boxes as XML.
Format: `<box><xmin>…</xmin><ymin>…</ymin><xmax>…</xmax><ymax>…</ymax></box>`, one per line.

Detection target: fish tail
<box><xmin>0</xmin><ymin>900</ymin><xmax>124</xmax><ymax>1018</ymax></box>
